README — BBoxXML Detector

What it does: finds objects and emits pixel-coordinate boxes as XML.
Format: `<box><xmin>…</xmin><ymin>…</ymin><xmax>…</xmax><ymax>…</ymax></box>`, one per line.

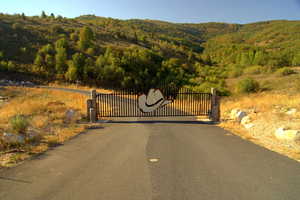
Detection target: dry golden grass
<box><xmin>220</xmin><ymin>91</ymin><xmax>300</xmax><ymax>162</ymax></box>
<box><xmin>0</xmin><ymin>87</ymin><xmax>86</xmax><ymax>125</ymax></box>
<box><xmin>222</xmin><ymin>92</ymin><xmax>300</xmax><ymax>115</ymax></box>
<box><xmin>0</xmin><ymin>86</ymin><xmax>89</xmax><ymax>166</ymax></box>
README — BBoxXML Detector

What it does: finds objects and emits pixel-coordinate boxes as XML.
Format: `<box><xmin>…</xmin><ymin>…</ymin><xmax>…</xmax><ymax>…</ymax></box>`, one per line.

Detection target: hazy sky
<box><xmin>1</xmin><ymin>0</ymin><xmax>300</xmax><ymax>23</ymax></box>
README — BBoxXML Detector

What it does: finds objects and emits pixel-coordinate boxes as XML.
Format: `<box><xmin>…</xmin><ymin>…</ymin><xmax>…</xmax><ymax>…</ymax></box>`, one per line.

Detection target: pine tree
<box><xmin>71</xmin><ymin>53</ymin><xmax>85</xmax><ymax>79</ymax></box>
<box><xmin>65</xmin><ymin>61</ymin><xmax>78</xmax><ymax>82</ymax></box>
<box><xmin>45</xmin><ymin>54</ymin><xmax>55</xmax><ymax>75</ymax></box>
<box><xmin>78</xmin><ymin>27</ymin><xmax>94</xmax><ymax>51</ymax></box>
<box><xmin>41</xmin><ymin>11</ymin><xmax>47</xmax><ymax>18</ymax></box>
<box><xmin>55</xmin><ymin>48</ymin><xmax>67</xmax><ymax>74</ymax></box>
<box><xmin>21</xmin><ymin>13</ymin><xmax>26</xmax><ymax>20</ymax></box>
<box><xmin>33</xmin><ymin>54</ymin><xmax>44</xmax><ymax>72</ymax></box>
<box><xmin>55</xmin><ymin>38</ymin><xmax>68</xmax><ymax>50</ymax></box>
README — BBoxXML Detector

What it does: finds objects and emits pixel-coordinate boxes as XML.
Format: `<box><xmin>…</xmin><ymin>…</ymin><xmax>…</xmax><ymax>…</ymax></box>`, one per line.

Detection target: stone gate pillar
<box><xmin>210</xmin><ymin>88</ymin><xmax>220</xmax><ymax>122</ymax></box>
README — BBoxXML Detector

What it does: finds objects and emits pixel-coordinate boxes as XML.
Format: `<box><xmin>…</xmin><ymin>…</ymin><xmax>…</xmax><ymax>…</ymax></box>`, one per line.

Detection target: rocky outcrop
<box><xmin>65</xmin><ymin>109</ymin><xmax>78</xmax><ymax>123</ymax></box>
<box><xmin>230</xmin><ymin>109</ymin><xmax>247</xmax><ymax>122</ymax></box>
<box><xmin>275</xmin><ymin>128</ymin><xmax>300</xmax><ymax>141</ymax></box>
<box><xmin>229</xmin><ymin>109</ymin><xmax>254</xmax><ymax>129</ymax></box>
<box><xmin>241</xmin><ymin>116</ymin><xmax>254</xmax><ymax>129</ymax></box>
<box><xmin>1</xmin><ymin>133</ymin><xmax>25</xmax><ymax>144</ymax></box>
<box><xmin>286</xmin><ymin>108</ymin><xmax>297</xmax><ymax>115</ymax></box>
<box><xmin>0</xmin><ymin>79</ymin><xmax>35</xmax><ymax>87</ymax></box>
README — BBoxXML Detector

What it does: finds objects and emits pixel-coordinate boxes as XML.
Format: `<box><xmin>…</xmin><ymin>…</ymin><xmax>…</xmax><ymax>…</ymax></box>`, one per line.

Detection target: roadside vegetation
<box><xmin>1</xmin><ymin>12</ymin><xmax>300</xmax><ymax>164</ymax></box>
<box><xmin>220</xmin><ymin>73</ymin><xmax>300</xmax><ymax>161</ymax></box>
<box><xmin>0</xmin><ymin>87</ymin><xmax>87</xmax><ymax>167</ymax></box>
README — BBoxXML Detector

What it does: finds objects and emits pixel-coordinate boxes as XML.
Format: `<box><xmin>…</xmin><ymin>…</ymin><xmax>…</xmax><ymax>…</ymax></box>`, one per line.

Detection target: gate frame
<box><xmin>87</xmin><ymin>88</ymin><xmax>220</xmax><ymax>122</ymax></box>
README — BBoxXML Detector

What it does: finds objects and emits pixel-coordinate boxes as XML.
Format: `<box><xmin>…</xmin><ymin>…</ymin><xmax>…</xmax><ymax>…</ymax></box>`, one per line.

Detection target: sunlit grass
<box><xmin>0</xmin><ymin>86</ymin><xmax>89</xmax><ymax>166</ymax></box>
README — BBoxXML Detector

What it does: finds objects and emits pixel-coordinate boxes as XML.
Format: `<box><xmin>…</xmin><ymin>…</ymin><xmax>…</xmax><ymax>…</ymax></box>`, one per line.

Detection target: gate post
<box><xmin>89</xmin><ymin>90</ymin><xmax>97</xmax><ymax>123</ymax></box>
<box><xmin>210</xmin><ymin>88</ymin><xmax>220</xmax><ymax>122</ymax></box>
<box><xmin>86</xmin><ymin>99</ymin><xmax>92</xmax><ymax>121</ymax></box>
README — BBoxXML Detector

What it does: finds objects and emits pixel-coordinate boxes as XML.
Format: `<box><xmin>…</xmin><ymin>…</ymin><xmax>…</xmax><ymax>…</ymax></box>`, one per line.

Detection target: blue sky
<box><xmin>1</xmin><ymin>0</ymin><xmax>300</xmax><ymax>24</ymax></box>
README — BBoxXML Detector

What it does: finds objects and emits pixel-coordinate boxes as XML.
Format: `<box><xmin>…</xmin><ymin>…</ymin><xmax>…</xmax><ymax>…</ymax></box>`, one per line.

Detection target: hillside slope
<box><xmin>0</xmin><ymin>13</ymin><xmax>299</xmax><ymax>93</ymax></box>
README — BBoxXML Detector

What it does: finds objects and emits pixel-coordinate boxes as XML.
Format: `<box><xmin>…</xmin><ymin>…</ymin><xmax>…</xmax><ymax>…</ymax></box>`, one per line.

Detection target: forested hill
<box><xmin>0</xmin><ymin>13</ymin><xmax>299</xmax><ymax>94</ymax></box>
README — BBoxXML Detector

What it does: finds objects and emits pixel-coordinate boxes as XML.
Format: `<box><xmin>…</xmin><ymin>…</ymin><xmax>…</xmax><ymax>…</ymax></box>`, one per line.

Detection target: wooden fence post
<box><xmin>211</xmin><ymin>88</ymin><xmax>220</xmax><ymax>122</ymax></box>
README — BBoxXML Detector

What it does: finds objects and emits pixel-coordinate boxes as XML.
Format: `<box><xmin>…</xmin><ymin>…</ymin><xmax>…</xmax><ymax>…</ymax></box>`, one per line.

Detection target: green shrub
<box><xmin>236</xmin><ymin>78</ymin><xmax>260</xmax><ymax>93</ymax></box>
<box><xmin>244</xmin><ymin>65</ymin><xmax>264</xmax><ymax>75</ymax></box>
<box><xmin>295</xmin><ymin>76</ymin><xmax>300</xmax><ymax>91</ymax></box>
<box><xmin>260</xmin><ymin>80</ymin><xmax>272</xmax><ymax>91</ymax></box>
<box><xmin>12</xmin><ymin>23</ymin><xmax>22</xmax><ymax>30</ymax></box>
<box><xmin>9</xmin><ymin>115</ymin><xmax>30</xmax><ymax>135</ymax></box>
<box><xmin>189</xmin><ymin>82</ymin><xmax>230</xmax><ymax>96</ymax></box>
<box><xmin>227</xmin><ymin>68</ymin><xmax>243</xmax><ymax>78</ymax></box>
<box><xmin>275</xmin><ymin>67</ymin><xmax>295</xmax><ymax>76</ymax></box>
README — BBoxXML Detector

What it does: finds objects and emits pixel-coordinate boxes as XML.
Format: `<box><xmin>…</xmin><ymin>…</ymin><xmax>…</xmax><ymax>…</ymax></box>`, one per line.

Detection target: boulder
<box><xmin>230</xmin><ymin>109</ymin><xmax>240</xmax><ymax>119</ymax></box>
<box><xmin>286</xmin><ymin>108</ymin><xmax>297</xmax><ymax>115</ymax></box>
<box><xmin>236</xmin><ymin>111</ymin><xmax>247</xmax><ymax>122</ymax></box>
<box><xmin>65</xmin><ymin>109</ymin><xmax>77</xmax><ymax>123</ymax></box>
<box><xmin>230</xmin><ymin>109</ymin><xmax>247</xmax><ymax>122</ymax></box>
<box><xmin>244</xmin><ymin>123</ymin><xmax>254</xmax><ymax>129</ymax></box>
<box><xmin>241</xmin><ymin>116</ymin><xmax>251</xmax><ymax>125</ymax></box>
<box><xmin>2</xmin><ymin>133</ymin><xmax>25</xmax><ymax>144</ymax></box>
<box><xmin>275</xmin><ymin>128</ymin><xmax>300</xmax><ymax>141</ymax></box>
<box><xmin>240</xmin><ymin>116</ymin><xmax>254</xmax><ymax>129</ymax></box>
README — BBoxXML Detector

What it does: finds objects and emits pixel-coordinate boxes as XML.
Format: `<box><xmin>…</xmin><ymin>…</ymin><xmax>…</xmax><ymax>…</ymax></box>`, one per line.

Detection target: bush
<box><xmin>243</xmin><ymin>65</ymin><xmax>264</xmax><ymax>75</ymax></box>
<box><xmin>295</xmin><ymin>76</ymin><xmax>300</xmax><ymax>91</ymax></box>
<box><xmin>236</xmin><ymin>78</ymin><xmax>260</xmax><ymax>93</ymax></box>
<box><xmin>227</xmin><ymin>64</ymin><xmax>244</xmax><ymax>78</ymax></box>
<box><xmin>275</xmin><ymin>67</ymin><xmax>295</xmax><ymax>76</ymax></box>
<box><xmin>189</xmin><ymin>82</ymin><xmax>230</xmax><ymax>96</ymax></box>
<box><xmin>260</xmin><ymin>80</ymin><xmax>272</xmax><ymax>91</ymax></box>
<box><xmin>12</xmin><ymin>23</ymin><xmax>22</xmax><ymax>30</ymax></box>
<box><xmin>227</xmin><ymin>68</ymin><xmax>243</xmax><ymax>78</ymax></box>
<box><xmin>9</xmin><ymin>115</ymin><xmax>30</xmax><ymax>135</ymax></box>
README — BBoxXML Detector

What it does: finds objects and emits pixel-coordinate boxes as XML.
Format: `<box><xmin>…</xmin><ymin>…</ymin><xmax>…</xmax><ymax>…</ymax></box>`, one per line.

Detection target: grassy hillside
<box><xmin>0</xmin><ymin>13</ymin><xmax>299</xmax><ymax>94</ymax></box>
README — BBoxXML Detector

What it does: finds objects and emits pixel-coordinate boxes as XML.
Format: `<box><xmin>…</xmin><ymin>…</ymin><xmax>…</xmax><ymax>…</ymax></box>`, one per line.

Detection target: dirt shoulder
<box><xmin>219</xmin><ymin>92</ymin><xmax>300</xmax><ymax>162</ymax></box>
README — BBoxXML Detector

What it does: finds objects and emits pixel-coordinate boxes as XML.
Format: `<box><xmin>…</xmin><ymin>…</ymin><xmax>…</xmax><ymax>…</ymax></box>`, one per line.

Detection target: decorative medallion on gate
<box><xmin>138</xmin><ymin>89</ymin><xmax>173</xmax><ymax>113</ymax></box>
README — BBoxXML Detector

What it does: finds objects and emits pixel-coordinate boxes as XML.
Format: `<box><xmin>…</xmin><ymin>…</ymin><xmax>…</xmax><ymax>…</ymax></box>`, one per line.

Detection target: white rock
<box><xmin>241</xmin><ymin>116</ymin><xmax>251</xmax><ymax>125</ymax></box>
<box><xmin>244</xmin><ymin>123</ymin><xmax>254</xmax><ymax>129</ymax></box>
<box><xmin>236</xmin><ymin>111</ymin><xmax>247</xmax><ymax>122</ymax></box>
<box><xmin>65</xmin><ymin>109</ymin><xmax>77</xmax><ymax>122</ymax></box>
<box><xmin>275</xmin><ymin>128</ymin><xmax>300</xmax><ymax>141</ymax></box>
<box><xmin>230</xmin><ymin>109</ymin><xmax>240</xmax><ymax>119</ymax></box>
<box><xmin>2</xmin><ymin>133</ymin><xmax>25</xmax><ymax>144</ymax></box>
<box><xmin>230</xmin><ymin>109</ymin><xmax>248</xmax><ymax>122</ymax></box>
<box><xmin>286</xmin><ymin>108</ymin><xmax>297</xmax><ymax>115</ymax></box>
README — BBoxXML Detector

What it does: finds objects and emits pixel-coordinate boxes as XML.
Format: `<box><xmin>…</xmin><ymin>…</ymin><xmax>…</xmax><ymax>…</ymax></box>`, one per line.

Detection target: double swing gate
<box><xmin>87</xmin><ymin>87</ymin><xmax>220</xmax><ymax>122</ymax></box>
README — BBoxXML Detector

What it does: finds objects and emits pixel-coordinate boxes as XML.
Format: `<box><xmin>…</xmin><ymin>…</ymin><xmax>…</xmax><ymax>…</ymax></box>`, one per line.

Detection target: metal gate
<box><xmin>95</xmin><ymin>87</ymin><xmax>213</xmax><ymax>118</ymax></box>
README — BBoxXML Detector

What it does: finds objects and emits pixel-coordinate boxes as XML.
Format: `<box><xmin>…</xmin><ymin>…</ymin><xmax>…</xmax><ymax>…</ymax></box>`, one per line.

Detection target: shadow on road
<box><xmin>105</xmin><ymin>120</ymin><xmax>215</xmax><ymax>125</ymax></box>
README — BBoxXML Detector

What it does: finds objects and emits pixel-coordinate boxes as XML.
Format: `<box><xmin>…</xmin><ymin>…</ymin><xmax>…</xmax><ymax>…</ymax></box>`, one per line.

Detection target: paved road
<box><xmin>1</xmin><ymin>117</ymin><xmax>300</xmax><ymax>200</ymax></box>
